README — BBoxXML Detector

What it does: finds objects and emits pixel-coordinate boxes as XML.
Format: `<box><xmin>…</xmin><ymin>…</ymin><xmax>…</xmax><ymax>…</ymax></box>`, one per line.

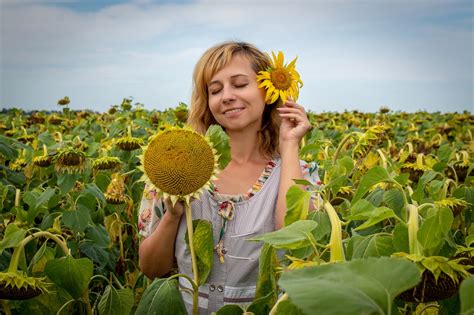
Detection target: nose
<box><xmin>221</xmin><ymin>86</ymin><xmax>236</xmax><ymax>105</ymax></box>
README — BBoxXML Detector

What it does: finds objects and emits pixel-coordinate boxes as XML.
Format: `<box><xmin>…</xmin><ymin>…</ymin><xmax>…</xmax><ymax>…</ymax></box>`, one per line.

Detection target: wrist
<box><xmin>164</xmin><ymin>210</ymin><xmax>183</xmax><ymax>222</ymax></box>
<box><xmin>279</xmin><ymin>140</ymin><xmax>299</xmax><ymax>155</ymax></box>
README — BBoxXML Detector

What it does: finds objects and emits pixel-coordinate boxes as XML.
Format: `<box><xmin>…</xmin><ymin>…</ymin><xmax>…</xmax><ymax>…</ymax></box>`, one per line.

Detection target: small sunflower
<box><xmin>57</xmin><ymin>96</ymin><xmax>70</xmax><ymax>106</ymax></box>
<box><xmin>9</xmin><ymin>158</ymin><xmax>28</xmax><ymax>171</ymax></box>
<box><xmin>256</xmin><ymin>51</ymin><xmax>303</xmax><ymax>104</ymax></box>
<box><xmin>116</xmin><ymin>126</ymin><xmax>143</xmax><ymax>151</ymax></box>
<box><xmin>92</xmin><ymin>156</ymin><xmax>122</xmax><ymax>171</ymax></box>
<box><xmin>48</xmin><ymin>115</ymin><xmax>63</xmax><ymax>125</ymax></box>
<box><xmin>116</xmin><ymin>136</ymin><xmax>143</xmax><ymax>151</ymax></box>
<box><xmin>33</xmin><ymin>144</ymin><xmax>53</xmax><ymax>168</ymax></box>
<box><xmin>0</xmin><ymin>271</ymin><xmax>49</xmax><ymax>300</ymax></box>
<box><xmin>435</xmin><ymin>197</ymin><xmax>469</xmax><ymax>216</ymax></box>
<box><xmin>138</xmin><ymin>125</ymin><xmax>219</xmax><ymax>205</ymax></box>
<box><xmin>104</xmin><ymin>173</ymin><xmax>128</xmax><ymax>204</ymax></box>
<box><xmin>53</xmin><ymin>147</ymin><xmax>87</xmax><ymax>173</ymax></box>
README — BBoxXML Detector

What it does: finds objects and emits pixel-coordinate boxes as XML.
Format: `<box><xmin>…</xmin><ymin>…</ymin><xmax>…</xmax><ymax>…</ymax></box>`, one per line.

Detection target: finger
<box><xmin>277</xmin><ymin>107</ymin><xmax>303</xmax><ymax>114</ymax></box>
<box><xmin>284</xmin><ymin>99</ymin><xmax>304</xmax><ymax>110</ymax></box>
<box><xmin>278</xmin><ymin>113</ymin><xmax>304</xmax><ymax>121</ymax></box>
<box><xmin>278</xmin><ymin>110</ymin><xmax>308</xmax><ymax>121</ymax></box>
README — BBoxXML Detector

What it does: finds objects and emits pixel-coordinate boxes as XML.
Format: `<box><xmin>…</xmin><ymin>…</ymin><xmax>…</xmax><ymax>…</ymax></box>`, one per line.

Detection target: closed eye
<box><xmin>234</xmin><ymin>83</ymin><xmax>248</xmax><ymax>88</ymax></box>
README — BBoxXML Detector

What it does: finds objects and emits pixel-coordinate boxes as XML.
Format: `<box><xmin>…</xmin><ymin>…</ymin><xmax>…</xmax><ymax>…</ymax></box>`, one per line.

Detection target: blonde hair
<box><xmin>187</xmin><ymin>41</ymin><xmax>281</xmax><ymax>159</ymax></box>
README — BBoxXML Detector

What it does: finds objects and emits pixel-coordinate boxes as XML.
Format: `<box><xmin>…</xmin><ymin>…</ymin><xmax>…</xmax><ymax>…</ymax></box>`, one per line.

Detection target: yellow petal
<box><xmin>287</xmin><ymin>56</ymin><xmax>298</xmax><ymax>69</ymax></box>
<box><xmin>267</xmin><ymin>85</ymin><xmax>276</xmax><ymax>97</ymax></box>
<box><xmin>265</xmin><ymin>90</ymin><xmax>274</xmax><ymax>103</ymax></box>
<box><xmin>271</xmin><ymin>51</ymin><xmax>278</xmax><ymax>67</ymax></box>
<box><xmin>276</xmin><ymin>51</ymin><xmax>284</xmax><ymax>68</ymax></box>
<box><xmin>280</xmin><ymin>90</ymin><xmax>287</xmax><ymax>103</ymax></box>
<box><xmin>270</xmin><ymin>91</ymin><xmax>280</xmax><ymax>104</ymax></box>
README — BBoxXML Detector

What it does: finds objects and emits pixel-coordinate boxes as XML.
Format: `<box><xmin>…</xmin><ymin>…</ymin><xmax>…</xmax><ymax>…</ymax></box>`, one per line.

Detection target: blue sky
<box><xmin>1</xmin><ymin>0</ymin><xmax>472</xmax><ymax>113</ymax></box>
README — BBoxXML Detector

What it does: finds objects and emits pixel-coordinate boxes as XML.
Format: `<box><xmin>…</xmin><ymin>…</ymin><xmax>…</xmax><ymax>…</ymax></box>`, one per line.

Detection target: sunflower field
<box><xmin>0</xmin><ymin>99</ymin><xmax>473</xmax><ymax>315</ymax></box>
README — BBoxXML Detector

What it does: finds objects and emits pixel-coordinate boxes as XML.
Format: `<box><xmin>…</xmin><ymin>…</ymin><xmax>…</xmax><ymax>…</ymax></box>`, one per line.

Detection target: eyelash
<box><xmin>210</xmin><ymin>83</ymin><xmax>248</xmax><ymax>95</ymax></box>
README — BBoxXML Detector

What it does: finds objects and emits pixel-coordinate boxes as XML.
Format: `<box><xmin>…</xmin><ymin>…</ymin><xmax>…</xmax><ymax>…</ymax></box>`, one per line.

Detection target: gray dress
<box><xmin>176</xmin><ymin>160</ymin><xmax>281</xmax><ymax>314</ymax></box>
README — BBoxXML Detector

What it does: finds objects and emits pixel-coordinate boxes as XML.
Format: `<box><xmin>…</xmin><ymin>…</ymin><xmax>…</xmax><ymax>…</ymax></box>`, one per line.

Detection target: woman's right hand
<box><xmin>163</xmin><ymin>198</ymin><xmax>185</xmax><ymax>218</ymax></box>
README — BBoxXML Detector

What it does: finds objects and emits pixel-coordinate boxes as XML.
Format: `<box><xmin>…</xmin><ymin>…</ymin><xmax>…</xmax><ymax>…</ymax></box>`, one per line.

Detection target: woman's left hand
<box><xmin>277</xmin><ymin>98</ymin><xmax>312</xmax><ymax>145</ymax></box>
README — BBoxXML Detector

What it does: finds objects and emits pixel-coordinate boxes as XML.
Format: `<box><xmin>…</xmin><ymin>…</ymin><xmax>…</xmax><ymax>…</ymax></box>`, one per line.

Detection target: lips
<box><xmin>223</xmin><ymin>107</ymin><xmax>245</xmax><ymax>115</ymax></box>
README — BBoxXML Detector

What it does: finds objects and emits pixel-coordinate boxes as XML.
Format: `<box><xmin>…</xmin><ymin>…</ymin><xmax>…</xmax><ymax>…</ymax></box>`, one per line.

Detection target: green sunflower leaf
<box><xmin>98</xmin><ymin>285</ymin><xmax>134</xmax><ymax>315</ymax></box>
<box><xmin>279</xmin><ymin>257</ymin><xmax>421</xmax><ymax>315</ymax></box>
<box><xmin>185</xmin><ymin>219</ymin><xmax>214</xmax><ymax>286</ymax></box>
<box><xmin>460</xmin><ymin>276</ymin><xmax>474</xmax><ymax>315</ymax></box>
<box><xmin>284</xmin><ymin>185</ymin><xmax>312</xmax><ymax>226</ymax></box>
<box><xmin>0</xmin><ymin>224</ymin><xmax>26</xmax><ymax>255</ymax></box>
<box><xmin>248</xmin><ymin>220</ymin><xmax>317</xmax><ymax>250</ymax></box>
<box><xmin>206</xmin><ymin>124</ymin><xmax>230</xmax><ymax>170</ymax></box>
<box><xmin>135</xmin><ymin>278</ymin><xmax>187</xmax><ymax>315</ymax></box>
<box><xmin>44</xmin><ymin>255</ymin><xmax>93</xmax><ymax>299</ymax></box>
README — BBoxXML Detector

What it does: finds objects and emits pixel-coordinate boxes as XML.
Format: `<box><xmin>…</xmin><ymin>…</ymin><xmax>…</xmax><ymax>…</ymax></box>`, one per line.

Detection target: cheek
<box><xmin>208</xmin><ymin>98</ymin><xmax>225</xmax><ymax>124</ymax></box>
<box><xmin>208</xmin><ymin>97</ymin><xmax>219</xmax><ymax>116</ymax></box>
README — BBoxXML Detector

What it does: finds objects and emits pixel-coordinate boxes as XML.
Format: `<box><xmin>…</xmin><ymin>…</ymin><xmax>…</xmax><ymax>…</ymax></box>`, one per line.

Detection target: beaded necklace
<box><xmin>209</xmin><ymin>160</ymin><xmax>276</xmax><ymax>263</ymax></box>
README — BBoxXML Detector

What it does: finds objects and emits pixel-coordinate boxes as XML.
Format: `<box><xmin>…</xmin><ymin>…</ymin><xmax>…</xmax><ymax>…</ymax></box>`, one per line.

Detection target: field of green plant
<box><xmin>0</xmin><ymin>99</ymin><xmax>473</xmax><ymax>315</ymax></box>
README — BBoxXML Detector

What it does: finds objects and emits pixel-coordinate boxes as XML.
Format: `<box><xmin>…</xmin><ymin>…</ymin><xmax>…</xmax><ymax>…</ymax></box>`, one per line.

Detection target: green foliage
<box><xmin>284</xmin><ymin>185</ymin><xmax>312</xmax><ymax>226</ymax></box>
<box><xmin>44</xmin><ymin>255</ymin><xmax>93</xmax><ymax>299</ymax></box>
<box><xmin>135</xmin><ymin>278</ymin><xmax>187</xmax><ymax>315</ymax></box>
<box><xmin>0</xmin><ymin>224</ymin><xmax>26</xmax><ymax>254</ymax></box>
<box><xmin>206</xmin><ymin>124</ymin><xmax>231</xmax><ymax>169</ymax></box>
<box><xmin>249</xmin><ymin>220</ymin><xmax>318</xmax><ymax>249</ymax></box>
<box><xmin>254</xmin><ymin>243</ymin><xmax>279</xmax><ymax>313</ymax></box>
<box><xmin>185</xmin><ymin>219</ymin><xmax>214</xmax><ymax>285</ymax></box>
<box><xmin>279</xmin><ymin>257</ymin><xmax>422</xmax><ymax>315</ymax></box>
<box><xmin>98</xmin><ymin>285</ymin><xmax>134</xmax><ymax>315</ymax></box>
<box><xmin>460</xmin><ymin>276</ymin><xmax>474</xmax><ymax>315</ymax></box>
<box><xmin>347</xmin><ymin>234</ymin><xmax>395</xmax><ymax>259</ymax></box>
<box><xmin>0</xmin><ymin>106</ymin><xmax>472</xmax><ymax>314</ymax></box>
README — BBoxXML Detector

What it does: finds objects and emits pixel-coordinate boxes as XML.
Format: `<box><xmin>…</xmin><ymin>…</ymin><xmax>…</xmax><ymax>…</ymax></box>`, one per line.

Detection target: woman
<box><xmin>138</xmin><ymin>41</ymin><xmax>319</xmax><ymax>314</ymax></box>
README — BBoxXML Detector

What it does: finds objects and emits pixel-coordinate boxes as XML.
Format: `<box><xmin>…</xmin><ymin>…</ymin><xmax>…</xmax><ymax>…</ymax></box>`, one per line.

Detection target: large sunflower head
<box><xmin>138</xmin><ymin>126</ymin><xmax>219</xmax><ymax>205</ymax></box>
<box><xmin>256</xmin><ymin>51</ymin><xmax>303</xmax><ymax>105</ymax></box>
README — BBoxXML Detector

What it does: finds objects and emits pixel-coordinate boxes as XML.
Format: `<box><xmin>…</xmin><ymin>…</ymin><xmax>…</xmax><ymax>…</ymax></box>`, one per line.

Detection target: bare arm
<box><xmin>275</xmin><ymin>99</ymin><xmax>312</xmax><ymax>230</ymax></box>
<box><xmin>138</xmin><ymin>200</ymin><xmax>184</xmax><ymax>279</ymax></box>
<box><xmin>275</xmin><ymin>141</ymin><xmax>305</xmax><ymax>229</ymax></box>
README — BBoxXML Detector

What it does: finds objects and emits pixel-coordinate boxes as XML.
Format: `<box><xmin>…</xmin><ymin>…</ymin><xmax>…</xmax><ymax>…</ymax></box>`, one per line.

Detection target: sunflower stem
<box><xmin>8</xmin><ymin>231</ymin><xmax>70</xmax><ymax>273</ymax></box>
<box><xmin>185</xmin><ymin>203</ymin><xmax>199</xmax><ymax>315</ymax></box>
<box><xmin>442</xmin><ymin>178</ymin><xmax>456</xmax><ymax>199</ymax></box>
<box><xmin>323</xmin><ymin>201</ymin><xmax>345</xmax><ymax>262</ymax></box>
<box><xmin>407</xmin><ymin>204</ymin><xmax>423</xmax><ymax>256</ymax></box>
<box><xmin>15</xmin><ymin>189</ymin><xmax>21</xmax><ymax>207</ymax></box>
<box><xmin>376</xmin><ymin>149</ymin><xmax>388</xmax><ymax>168</ymax></box>
<box><xmin>332</xmin><ymin>132</ymin><xmax>360</xmax><ymax>166</ymax></box>
<box><xmin>269</xmin><ymin>292</ymin><xmax>288</xmax><ymax>315</ymax></box>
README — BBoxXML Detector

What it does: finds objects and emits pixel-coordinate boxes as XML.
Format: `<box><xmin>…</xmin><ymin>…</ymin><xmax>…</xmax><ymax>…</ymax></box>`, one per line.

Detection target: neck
<box><xmin>227</xmin><ymin>129</ymin><xmax>265</xmax><ymax>164</ymax></box>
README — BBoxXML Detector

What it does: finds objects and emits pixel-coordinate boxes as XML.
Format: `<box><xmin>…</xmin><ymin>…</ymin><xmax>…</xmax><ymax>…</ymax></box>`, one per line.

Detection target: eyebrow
<box><xmin>208</xmin><ymin>74</ymin><xmax>249</xmax><ymax>86</ymax></box>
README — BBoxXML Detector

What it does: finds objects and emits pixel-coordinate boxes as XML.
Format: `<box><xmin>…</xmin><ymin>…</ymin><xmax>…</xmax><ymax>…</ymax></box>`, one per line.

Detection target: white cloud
<box><xmin>1</xmin><ymin>0</ymin><xmax>472</xmax><ymax>112</ymax></box>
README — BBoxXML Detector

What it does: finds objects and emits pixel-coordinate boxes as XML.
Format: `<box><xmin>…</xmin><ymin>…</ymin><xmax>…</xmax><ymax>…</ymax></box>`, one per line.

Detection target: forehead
<box><xmin>209</xmin><ymin>54</ymin><xmax>255</xmax><ymax>82</ymax></box>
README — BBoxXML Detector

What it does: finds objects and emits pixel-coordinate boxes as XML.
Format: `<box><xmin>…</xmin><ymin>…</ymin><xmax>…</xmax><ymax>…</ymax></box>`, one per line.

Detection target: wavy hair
<box><xmin>187</xmin><ymin>41</ymin><xmax>281</xmax><ymax>159</ymax></box>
